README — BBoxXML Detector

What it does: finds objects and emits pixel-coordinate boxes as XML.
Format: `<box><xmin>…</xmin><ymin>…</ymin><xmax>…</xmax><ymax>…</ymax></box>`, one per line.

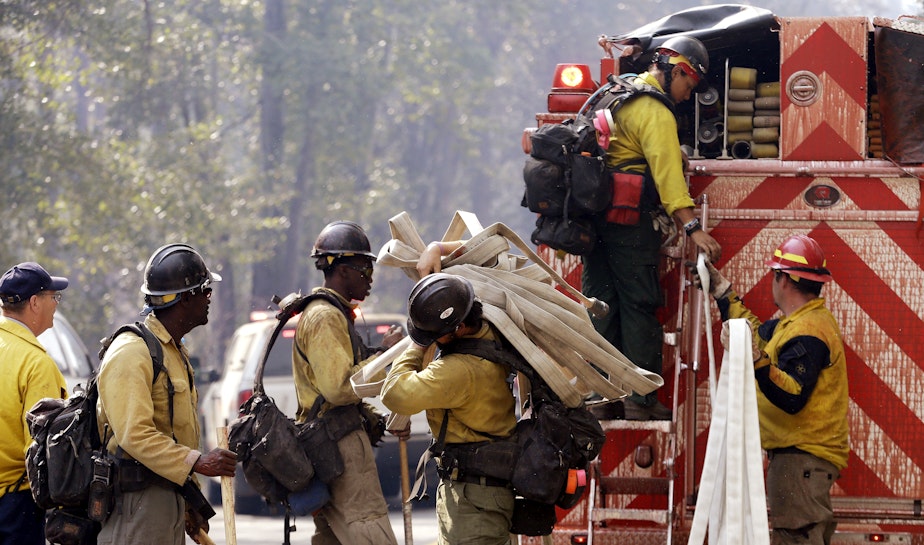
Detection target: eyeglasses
<box><xmin>342</xmin><ymin>263</ymin><xmax>374</xmax><ymax>280</ymax></box>
<box><xmin>41</xmin><ymin>292</ymin><xmax>63</xmax><ymax>303</ymax></box>
<box><xmin>189</xmin><ymin>280</ymin><xmax>213</xmax><ymax>298</ymax></box>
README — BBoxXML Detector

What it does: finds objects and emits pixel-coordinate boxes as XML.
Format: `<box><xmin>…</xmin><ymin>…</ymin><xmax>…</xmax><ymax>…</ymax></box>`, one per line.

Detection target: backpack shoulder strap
<box><xmin>289</xmin><ymin>292</ymin><xmax>364</xmax><ymax>367</ymax></box>
<box><xmin>440</xmin><ymin>336</ymin><xmax>535</xmax><ymax>381</ymax></box>
<box><xmin>595</xmin><ymin>74</ymin><xmax>676</xmax><ymax>116</ymax></box>
<box><xmin>99</xmin><ymin>322</ymin><xmax>175</xmax><ymax>427</ymax></box>
<box><xmin>99</xmin><ymin>322</ymin><xmax>165</xmax><ymax>384</ymax></box>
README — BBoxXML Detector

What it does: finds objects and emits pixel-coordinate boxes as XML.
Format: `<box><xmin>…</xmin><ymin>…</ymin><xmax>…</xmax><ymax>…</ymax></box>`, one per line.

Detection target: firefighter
<box><xmin>701</xmin><ymin>234</ymin><xmax>849</xmax><ymax>545</ymax></box>
<box><xmin>381</xmin><ymin>273</ymin><xmax>518</xmax><ymax>545</ymax></box>
<box><xmin>96</xmin><ymin>244</ymin><xmax>236</xmax><ymax>545</ymax></box>
<box><xmin>0</xmin><ymin>263</ymin><xmax>69</xmax><ymax>545</ymax></box>
<box><xmin>293</xmin><ymin>221</ymin><xmax>403</xmax><ymax>545</ymax></box>
<box><xmin>583</xmin><ymin>35</ymin><xmax>722</xmax><ymax>420</ymax></box>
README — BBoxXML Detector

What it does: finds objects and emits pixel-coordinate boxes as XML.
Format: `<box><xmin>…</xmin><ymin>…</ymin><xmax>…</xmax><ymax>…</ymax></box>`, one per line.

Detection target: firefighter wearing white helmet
<box><xmin>582</xmin><ymin>34</ymin><xmax>721</xmax><ymax>420</ymax></box>
<box><xmin>699</xmin><ymin>234</ymin><xmax>848</xmax><ymax>545</ymax></box>
<box><xmin>292</xmin><ymin>220</ymin><xmax>403</xmax><ymax>545</ymax></box>
<box><xmin>381</xmin><ymin>273</ymin><xmax>518</xmax><ymax>544</ymax></box>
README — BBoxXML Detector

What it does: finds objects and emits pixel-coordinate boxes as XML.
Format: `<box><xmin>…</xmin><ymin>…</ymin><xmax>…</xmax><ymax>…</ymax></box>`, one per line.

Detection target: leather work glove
<box><xmin>185</xmin><ymin>507</ymin><xmax>209</xmax><ymax>543</ymax></box>
<box><xmin>360</xmin><ymin>402</ymin><xmax>387</xmax><ymax>447</ymax></box>
<box><xmin>689</xmin><ymin>259</ymin><xmax>732</xmax><ymax>300</ymax></box>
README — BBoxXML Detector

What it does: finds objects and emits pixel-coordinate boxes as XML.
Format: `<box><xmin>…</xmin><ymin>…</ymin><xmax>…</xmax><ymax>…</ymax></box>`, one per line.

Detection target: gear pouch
<box><xmin>605</xmin><ymin>170</ymin><xmax>644</xmax><ymax>225</ymax></box>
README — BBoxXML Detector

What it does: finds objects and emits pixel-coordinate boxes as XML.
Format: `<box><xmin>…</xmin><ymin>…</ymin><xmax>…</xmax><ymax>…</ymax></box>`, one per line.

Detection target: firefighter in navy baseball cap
<box><xmin>0</xmin><ymin>262</ymin><xmax>69</xmax><ymax>305</ymax></box>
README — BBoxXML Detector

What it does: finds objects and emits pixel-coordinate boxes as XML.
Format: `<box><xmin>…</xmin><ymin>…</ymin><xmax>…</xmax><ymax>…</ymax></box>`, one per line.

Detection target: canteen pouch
<box><xmin>605</xmin><ymin>170</ymin><xmax>644</xmax><ymax>225</ymax></box>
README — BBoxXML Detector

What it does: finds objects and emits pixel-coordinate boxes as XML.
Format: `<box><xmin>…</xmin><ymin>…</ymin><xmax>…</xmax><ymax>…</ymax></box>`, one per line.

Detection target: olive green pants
<box><xmin>436</xmin><ymin>478</ymin><xmax>514</xmax><ymax>545</ymax></box>
<box><xmin>581</xmin><ymin>214</ymin><xmax>664</xmax><ymax>405</ymax></box>
<box><xmin>767</xmin><ymin>450</ymin><xmax>839</xmax><ymax>545</ymax></box>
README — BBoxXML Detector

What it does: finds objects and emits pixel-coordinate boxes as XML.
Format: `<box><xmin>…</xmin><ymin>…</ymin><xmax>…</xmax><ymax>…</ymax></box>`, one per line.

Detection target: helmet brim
<box><xmin>766</xmin><ymin>261</ymin><xmax>833</xmax><ymax>283</ymax></box>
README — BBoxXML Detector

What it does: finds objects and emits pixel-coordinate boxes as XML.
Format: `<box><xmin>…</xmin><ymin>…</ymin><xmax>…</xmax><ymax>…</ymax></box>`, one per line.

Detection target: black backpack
<box><xmin>26</xmin><ymin>322</ymin><xmax>164</xmax><ymax>543</ymax></box>
<box><xmin>439</xmin><ymin>336</ymin><xmax>605</xmax><ymax>506</ymax></box>
<box><xmin>523</xmin><ymin>73</ymin><xmax>674</xmax><ymax>255</ymax></box>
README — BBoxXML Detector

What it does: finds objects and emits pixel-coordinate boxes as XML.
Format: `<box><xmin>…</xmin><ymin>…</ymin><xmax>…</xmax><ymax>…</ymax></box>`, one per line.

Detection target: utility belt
<box><xmin>317</xmin><ymin>403</ymin><xmax>364</xmax><ymax>442</ymax></box>
<box><xmin>766</xmin><ymin>446</ymin><xmax>808</xmax><ymax>460</ymax></box>
<box><xmin>115</xmin><ymin>459</ymin><xmax>176</xmax><ymax>493</ymax></box>
<box><xmin>87</xmin><ymin>457</ymin><xmax>214</xmax><ymax>525</ymax></box>
<box><xmin>437</xmin><ymin>440</ymin><xmax>518</xmax><ymax>485</ymax></box>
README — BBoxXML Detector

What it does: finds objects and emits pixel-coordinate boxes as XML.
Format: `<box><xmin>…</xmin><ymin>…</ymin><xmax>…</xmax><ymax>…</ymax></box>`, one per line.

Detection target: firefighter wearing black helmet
<box><xmin>96</xmin><ymin>244</ymin><xmax>236</xmax><ymax>545</ymax></box>
<box><xmin>581</xmin><ymin>34</ymin><xmax>721</xmax><ymax>420</ymax></box>
<box><xmin>293</xmin><ymin>221</ymin><xmax>403</xmax><ymax>545</ymax></box>
<box><xmin>382</xmin><ymin>273</ymin><xmax>518</xmax><ymax>544</ymax></box>
<box><xmin>699</xmin><ymin>235</ymin><xmax>848</xmax><ymax>545</ymax></box>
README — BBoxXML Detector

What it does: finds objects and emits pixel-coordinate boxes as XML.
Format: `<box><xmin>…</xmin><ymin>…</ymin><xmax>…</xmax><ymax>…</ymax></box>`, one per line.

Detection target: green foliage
<box><xmin>2</xmin><ymin>0</ymin><xmax>899</xmax><ymax>365</ymax></box>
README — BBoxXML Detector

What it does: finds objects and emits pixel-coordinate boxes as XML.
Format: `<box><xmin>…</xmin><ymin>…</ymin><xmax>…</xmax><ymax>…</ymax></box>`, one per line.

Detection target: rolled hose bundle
<box><xmin>353</xmin><ymin>211</ymin><xmax>663</xmax><ymax>420</ymax></box>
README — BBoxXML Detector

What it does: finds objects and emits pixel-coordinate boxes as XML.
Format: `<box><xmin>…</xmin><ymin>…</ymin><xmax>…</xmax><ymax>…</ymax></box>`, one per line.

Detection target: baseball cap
<box><xmin>0</xmin><ymin>262</ymin><xmax>69</xmax><ymax>304</ymax></box>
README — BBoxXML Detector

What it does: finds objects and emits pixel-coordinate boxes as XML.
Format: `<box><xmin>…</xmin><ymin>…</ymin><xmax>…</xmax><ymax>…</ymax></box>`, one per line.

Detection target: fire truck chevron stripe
<box><xmin>782</xmin><ymin>21</ymin><xmax>867</xmax><ymax>108</ymax></box>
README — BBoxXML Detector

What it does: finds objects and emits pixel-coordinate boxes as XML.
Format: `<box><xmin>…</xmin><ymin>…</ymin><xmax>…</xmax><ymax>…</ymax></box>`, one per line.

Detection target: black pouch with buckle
<box><xmin>296</xmin><ymin>396</ymin><xmax>347</xmax><ymax>484</ymax></box>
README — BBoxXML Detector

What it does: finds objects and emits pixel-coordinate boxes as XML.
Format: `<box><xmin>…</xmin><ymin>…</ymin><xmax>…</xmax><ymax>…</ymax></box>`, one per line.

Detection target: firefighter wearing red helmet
<box><xmin>699</xmin><ymin>235</ymin><xmax>848</xmax><ymax>545</ymax></box>
<box><xmin>582</xmin><ymin>34</ymin><xmax>721</xmax><ymax>420</ymax></box>
<box><xmin>292</xmin><ymin>220</ymin><xmax>404</xmax><ymax>545</ymax></box>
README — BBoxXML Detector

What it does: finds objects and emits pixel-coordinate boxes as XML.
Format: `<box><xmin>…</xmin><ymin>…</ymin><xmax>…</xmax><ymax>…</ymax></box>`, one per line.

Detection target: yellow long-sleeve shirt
<box><xmin>292</xmin><ymin>288</ymin><xmax>386</xmax><ymax>422</ymax></box>
<box><xmin>725</xmin><ymin>294</ymin><xmax>849</xmax><ymax>470</ymax></box>
<box><xmin>0</xmin><ymin>317</ymin><xmax>67</xmax><ymax>494</ymax></box>
<box><xmin>605</xmin><ymin>72</ymin><xmax>695</xmax><ymax>217</ymax></box>
<box><xmin>96</xmin><ymin>315</ymin><xmax>202</xmax><ymax>486</ymax></box>
<box><xmin>381</xmin><ymin>323</ymin><xmax>516</xmax><ymax>444</ymax></box>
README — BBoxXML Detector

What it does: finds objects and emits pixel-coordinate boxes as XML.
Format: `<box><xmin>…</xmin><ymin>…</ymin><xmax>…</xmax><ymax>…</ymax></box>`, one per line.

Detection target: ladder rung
<box><xmin>599</xmin><ymin>476</ymin><xmax>671</xmax><ymax>495</ymax></box>
<box><xmin>593</xmin><ymin>507</ymin><xmax>670</xmax><ymax>524</ymax></box>
<box><xmin>599</xmin><ymin>420</ymin><xmax>672</xmax><ymax>432</ymax></box>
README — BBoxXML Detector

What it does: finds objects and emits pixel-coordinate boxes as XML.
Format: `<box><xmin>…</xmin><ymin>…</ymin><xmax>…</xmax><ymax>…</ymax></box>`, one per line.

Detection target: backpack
<box><xmin>439</xmin><ymin>336</ymin><xmax>605</xmax><ymax>507</ymax></box>
<box><xmin>26</xmin><ymin>322</ymin><xmax>164</xmax><ymax>543</ymax></box>
<box><xmin>228</xmin><ymin>291</ymin><xmax>380</xmax><ymax>509</ymax></box>
<box><xmin>523</xmin><ymin>73</ymin><xmax>675</xmax><ymax>254</ymax></box>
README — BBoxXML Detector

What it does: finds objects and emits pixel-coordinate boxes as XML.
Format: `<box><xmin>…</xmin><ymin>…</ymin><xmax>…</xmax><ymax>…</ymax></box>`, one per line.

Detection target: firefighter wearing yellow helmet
<box><xmin>700</xmin><ymin>234</ymin><xmax>848</xmax><ymax>545</ymax></box>
<box><xmin>582</xmin><ymin>34</ymin><xmax>721</xmax><ymax>420</ymax></box>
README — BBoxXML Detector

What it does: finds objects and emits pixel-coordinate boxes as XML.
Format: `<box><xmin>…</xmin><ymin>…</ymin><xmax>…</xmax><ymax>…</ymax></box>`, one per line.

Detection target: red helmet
<box><xmin>766</xmin><ymin>235</ymin><xmax>832</xmax><ymax>283</ymax></box>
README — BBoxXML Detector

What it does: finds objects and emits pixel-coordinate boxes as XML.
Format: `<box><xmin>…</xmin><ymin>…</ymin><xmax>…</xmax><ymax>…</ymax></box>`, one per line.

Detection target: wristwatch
<box><xmin>683</xmin><ymin>217</ymin><xmax>702</xmax><ymax>237</ymax></box>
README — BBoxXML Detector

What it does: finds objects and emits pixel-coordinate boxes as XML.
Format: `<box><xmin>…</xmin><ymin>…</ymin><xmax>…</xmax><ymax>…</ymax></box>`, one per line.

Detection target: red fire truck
<box><xmin>522</xmin><ymin>5</ymin><xmax>924</xmax><ymax>545</ymax></box>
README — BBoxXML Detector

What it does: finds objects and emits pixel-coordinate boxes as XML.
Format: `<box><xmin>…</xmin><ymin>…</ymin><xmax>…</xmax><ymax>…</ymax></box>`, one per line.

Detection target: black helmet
<box><xmin>658</xmin><ymin>35</ymin><xmax>710</xmax><ymax>93</ymax></box>
<box><xmin>141</xmin><ymin>243</ymin><xmax>221</xmax><ymax>297</ymax></box>
<box><xmin>407</xmin><ymin>273</ymin><xmax>475</xmax><ymax>346</ymax></box>
<box><xmin>311</xmin><ymin>221</ymin><xmax>377</xmax><ymax>270</ymax></box>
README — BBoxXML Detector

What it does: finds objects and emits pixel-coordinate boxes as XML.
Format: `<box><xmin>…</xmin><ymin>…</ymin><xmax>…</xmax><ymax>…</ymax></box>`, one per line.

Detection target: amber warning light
<box><xmin>552</xmin><ymin>64</ymin><xmax>594</xmax><ymax>91</ymax></box>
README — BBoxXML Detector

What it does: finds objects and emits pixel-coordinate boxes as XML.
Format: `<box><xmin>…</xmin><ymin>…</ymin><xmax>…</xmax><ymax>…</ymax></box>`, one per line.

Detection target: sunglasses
<box><xmin>342</xmin><ymin>263</ymin><xmax>374</xmax><ymax>280</ymax></box>
<box><xmin>189</xmin><ymin>280</ymin><xmax>213</xmax><ymax>297</ymax></box>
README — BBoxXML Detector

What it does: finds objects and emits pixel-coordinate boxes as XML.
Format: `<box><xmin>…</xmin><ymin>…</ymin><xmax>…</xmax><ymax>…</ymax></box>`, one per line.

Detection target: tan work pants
<box><xmin>97</xmin><ymin>485</ymin><xmax>184</xmax><ymax>545</ymax></box>
<box><xmin>311</xmin><ymin>428</ymin><xmax>397</xmax><ymax>545</ymax></box>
